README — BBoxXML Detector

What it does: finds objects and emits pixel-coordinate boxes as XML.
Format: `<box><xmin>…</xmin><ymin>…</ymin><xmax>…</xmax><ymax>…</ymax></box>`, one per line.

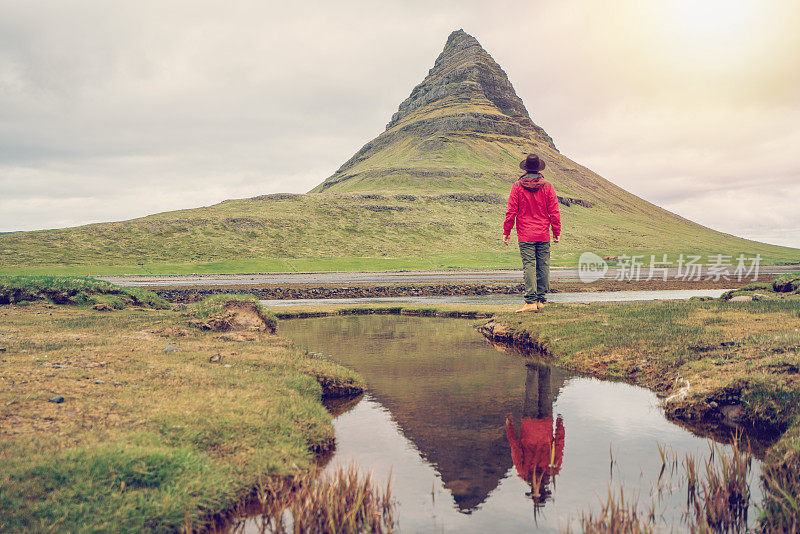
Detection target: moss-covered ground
<box><xmin>0</xmin><ymin>291</ymin><xmax>362</xmax><ymax>531</ymax></box>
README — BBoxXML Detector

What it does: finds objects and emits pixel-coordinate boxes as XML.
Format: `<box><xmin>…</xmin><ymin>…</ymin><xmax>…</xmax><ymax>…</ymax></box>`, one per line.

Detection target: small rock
<box><xmin>0</xmin><ymin>347</ymin><xmax>6</xmax><ymax>353</ymax></box>
<box><xmin>162</xmin><ymin>345</ymin><xmax>181</xmax><ymax>353</ymax></box>
<box><xmin>92</xmin><ymin>303</ymin><xmax>112</xmax><ymax>311</ymax></box>
<box><xmin>223</xmin><ymin>364</ymin><xmax>232</xmax><ymax>368</ymax></box>
<box><xmin>720</xmin><ymin>404</ymin><xmax>744</xmax><ymax>423</ymax></box>
<box><xmin>94</xmin><ymin>380</ymin><xmax>105</xmax><ymax>384</ymax></box>
<box><xmin>729</xmin><ymin>295</ymin><xmax>753</xmax><ymax>302</ymax></box>
<box><xmin>113</xmin><ymin>381</ymin><xmax>122</xmax><ymax>386</ymax></box>
<box><xmin>209</xmin><ymin>353</ymin><xmax>222</xmax><ymax>362</ymax></box>
<box><xmin>48</xmin><ymin>395</ymin><xmax>65</xmax><ymax>404</ymax></box>
<box><xmin>752</xmin><ymin>293</ymin><xmax>768</xmax><ymax>301</ymax></box>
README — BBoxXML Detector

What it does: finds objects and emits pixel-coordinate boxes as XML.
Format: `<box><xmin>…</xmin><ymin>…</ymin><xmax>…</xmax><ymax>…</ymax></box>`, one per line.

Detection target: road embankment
<box><xmin>150</xmin><ymin>277</ymin><xmax>755</xmax><ymax>303</ymax></box>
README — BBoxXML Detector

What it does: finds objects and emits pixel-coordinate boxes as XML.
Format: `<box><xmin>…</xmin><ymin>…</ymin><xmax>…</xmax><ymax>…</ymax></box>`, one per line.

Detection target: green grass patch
<box><xmin>1</xmin><ymin>439</ymin><xmax>223</xmax><ymax>532</ymax></box>
<box><xmin>0</xmin><ymin>275</ymin><xmax>169</xmax><ymax>308</ymax></box>
<box><xmin>741</xmin><ymin>376</ymin><xmax>800</xmax><ymax>429</ymax></box>
<box><xmin>773</xmin><ymin>271</ymin><xmax>800</xmax><ymax>293</ymax></box>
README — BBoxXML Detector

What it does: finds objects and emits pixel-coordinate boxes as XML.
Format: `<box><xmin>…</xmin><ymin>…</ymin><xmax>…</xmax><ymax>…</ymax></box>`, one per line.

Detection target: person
<box><xmin>505</xmin><ymin>363</ymin><xmax>565</xmax><ymax>507</ymax></box>
<box><xmin>503</xmin><ymin>153</ymin><xmax>561</xmax><ymax>313</ymax></box>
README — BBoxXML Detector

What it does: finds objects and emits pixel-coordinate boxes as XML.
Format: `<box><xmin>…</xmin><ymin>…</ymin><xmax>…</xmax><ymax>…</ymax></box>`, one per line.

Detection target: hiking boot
<box><xmin>515</xmin><ymin>303</ymin><xmax>540</xmax><ymax>313</ymax></box>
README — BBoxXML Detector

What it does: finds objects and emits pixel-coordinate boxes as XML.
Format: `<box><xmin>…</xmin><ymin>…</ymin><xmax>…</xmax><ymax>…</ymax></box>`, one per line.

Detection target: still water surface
<box><xmin>261</xmin><ymin>288</ymin><xmax>730</xmax><ymax>307</ymax></box>
<box><xmin>273</xmin><ymin>315</ymin><xmax>761</xmax><ymax>532</ymax></box>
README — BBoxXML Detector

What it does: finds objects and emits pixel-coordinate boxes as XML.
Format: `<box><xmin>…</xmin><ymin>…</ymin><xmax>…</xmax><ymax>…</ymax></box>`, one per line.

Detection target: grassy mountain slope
<box><xmin>1</xmin><ymin>30</ymin><xmax>798</xmax><ymax>275</ymax></box>
<box><xmin>1</xmin><ymin>192</ymin><xmax>797</xmax><ymax>276</ymax></box>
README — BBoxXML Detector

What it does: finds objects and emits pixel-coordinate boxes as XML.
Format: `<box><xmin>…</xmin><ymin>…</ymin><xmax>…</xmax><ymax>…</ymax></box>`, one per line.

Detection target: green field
<box><xmin>1</xmin><ymin>192</ymin><xmax>798</xmax><ymax>276</ymax></box>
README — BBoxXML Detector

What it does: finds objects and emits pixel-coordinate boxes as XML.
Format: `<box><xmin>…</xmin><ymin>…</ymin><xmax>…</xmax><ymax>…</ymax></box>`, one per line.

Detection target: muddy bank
<box><xmin>151</xmin><ymin>277</ymin><xmax>753</xmax><ymax>303</ymax></box>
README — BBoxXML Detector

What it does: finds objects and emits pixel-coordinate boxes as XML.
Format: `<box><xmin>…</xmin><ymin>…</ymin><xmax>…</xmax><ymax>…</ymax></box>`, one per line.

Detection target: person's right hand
<box><xmin>553</xmin><ymin>235</ymin><xmax>560</xmax><ymax>244</ymax></box>
<box><xmin>502</xmin><ymin>234</ymin><xmax>510</xmax><ymax>246</ymax></box>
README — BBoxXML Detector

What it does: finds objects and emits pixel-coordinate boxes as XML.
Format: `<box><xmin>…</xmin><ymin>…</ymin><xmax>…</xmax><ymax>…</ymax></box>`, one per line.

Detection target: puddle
<box><xmin>260</xmin><ymin>288</ymin><xmax>731</xmax><ymax>307</ymax></box>
<box><xmin>242</xmin><ymin>315</ymin><xmax>764</xmax><ymax>532</ymax></box>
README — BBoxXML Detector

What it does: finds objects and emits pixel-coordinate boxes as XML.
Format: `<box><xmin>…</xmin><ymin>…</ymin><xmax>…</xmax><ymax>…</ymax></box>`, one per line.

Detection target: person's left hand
<box><xmin>502</xmin><ymin>234</ymin><xmax>510</xmax><ymax>246</ymax></box>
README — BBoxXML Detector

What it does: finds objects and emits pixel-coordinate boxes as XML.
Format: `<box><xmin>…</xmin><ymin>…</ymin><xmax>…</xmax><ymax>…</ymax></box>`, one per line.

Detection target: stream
<box><xmin>239</xmin><ymin>315</ymin><xmax>766</xmax><ymax>532</ymax></box>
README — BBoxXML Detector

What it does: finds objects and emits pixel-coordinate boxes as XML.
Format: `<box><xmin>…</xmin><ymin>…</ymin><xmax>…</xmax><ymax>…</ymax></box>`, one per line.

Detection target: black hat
<box><xmin>520</xmin><ymin>154</ymin><xmax>545</xmax><ymax>172</ymax></box>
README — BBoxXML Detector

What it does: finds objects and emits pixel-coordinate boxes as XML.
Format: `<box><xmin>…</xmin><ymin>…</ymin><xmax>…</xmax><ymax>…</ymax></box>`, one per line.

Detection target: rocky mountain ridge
<box><xmin>313</xmin><ymin>29</ymin><xmax>556</xmax><ymax>192</ymax></box>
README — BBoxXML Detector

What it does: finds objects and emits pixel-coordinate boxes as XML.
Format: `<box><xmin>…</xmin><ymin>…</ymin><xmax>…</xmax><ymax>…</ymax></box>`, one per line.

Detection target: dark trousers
<box><xmin>522</xmin><ymin>363</ymin><xmax>553</xmax><ymax>418</ymax></box>
<box><xmin>519</xmin><ymin>241</ymin><xmax>550</xmax><ymax>303</ymax></box>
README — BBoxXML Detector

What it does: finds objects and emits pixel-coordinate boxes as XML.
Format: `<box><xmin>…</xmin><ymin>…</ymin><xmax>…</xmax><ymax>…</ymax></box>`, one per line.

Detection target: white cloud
<box><xmin>0</xmin><ymin>0</ymin><xmax>798</xmax><ymax>249</ymax></box>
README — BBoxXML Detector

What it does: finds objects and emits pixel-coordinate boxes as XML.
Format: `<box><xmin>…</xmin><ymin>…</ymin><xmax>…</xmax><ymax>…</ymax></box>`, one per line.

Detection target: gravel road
<box><xmin>99</xmin><ymin>265</ymin><xmax>797</xmax><ymax>288</ymax></box>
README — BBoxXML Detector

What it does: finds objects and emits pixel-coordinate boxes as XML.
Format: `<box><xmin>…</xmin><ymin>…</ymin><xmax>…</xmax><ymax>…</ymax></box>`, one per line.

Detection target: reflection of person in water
<box><xmin>506</xmin><ymin>362</ymin><xmax>565</xmax><ymax>505</ymax></box>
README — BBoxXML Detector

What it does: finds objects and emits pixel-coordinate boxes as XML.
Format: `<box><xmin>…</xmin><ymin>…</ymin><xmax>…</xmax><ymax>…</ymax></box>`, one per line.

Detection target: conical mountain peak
<box><xmin>385</xmin><ymin>29</ymin><xmax>547</xmax><ymax>139</ymax></box>
<box><xmin>436</xmin><ymin>29</ymin><xmax>481</xmax><ymax>66</ymax></box>
<box><xmin>311</xmin><ymin>30</ymin><xmax>558</xmax><ymax>193</ymax></box>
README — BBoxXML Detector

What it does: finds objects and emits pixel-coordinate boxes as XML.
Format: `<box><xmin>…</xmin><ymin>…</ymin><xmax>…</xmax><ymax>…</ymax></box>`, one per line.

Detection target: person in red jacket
<box><xmin>506</xmin><ymin>363</ymin><xmax>565</xmax><ymax>506</ymax></box>
<box><xmin>503</xmin><ymin>154</ymin><xmax>561</xmax><ymax>313</ymax></box>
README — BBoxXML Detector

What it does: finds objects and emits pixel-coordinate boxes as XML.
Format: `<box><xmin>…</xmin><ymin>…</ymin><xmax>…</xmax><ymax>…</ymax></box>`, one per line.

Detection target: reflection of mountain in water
<box><xmin>282</xmin><ymin>316</ymin><xmax>566</xmax><ymax>512</ymax></box>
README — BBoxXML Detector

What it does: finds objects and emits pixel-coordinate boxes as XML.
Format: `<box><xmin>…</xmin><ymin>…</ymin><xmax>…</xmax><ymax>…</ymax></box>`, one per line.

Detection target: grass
<box><xmin>0</xmin><ymin>301</ymin><xmax>364</xmax><ymax>531</ymax></box>
<box><xmin>722</xmin><ymin>271</ymin><xmax>800</xmax><ymax>300</ymax></box>
<box><xmin>0</xmin><ymin>275</ymin><xmax>170</xmax><ymax>309</ymax></box>
<box><xmin>760</xmin><ymin>422</ymin><xmax>800</xmax><ymax>531</ymax></box>
<box><xmin>1</xmin><ymin>191</ymin><xmax>798</xmax><ymax>276</ymax></box>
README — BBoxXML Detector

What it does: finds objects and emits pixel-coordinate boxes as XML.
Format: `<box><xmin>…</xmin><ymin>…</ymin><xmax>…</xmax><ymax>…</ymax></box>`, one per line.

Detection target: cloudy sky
<box><xmin>2</xmin><ymin>0</ymin><xmax>799</xmax><ymax>247</ymax></box>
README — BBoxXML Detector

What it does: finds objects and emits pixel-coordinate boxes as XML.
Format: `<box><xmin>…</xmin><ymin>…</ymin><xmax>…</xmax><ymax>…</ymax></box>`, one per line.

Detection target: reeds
<box><xmin>228</xmin><ymin>464</ymin><xmax>396</xmax><ymax>533</ymax></box>
<box><xmin>687</xmin><ymin>439</ymin><xmax>751</xmax><ymax>533</ymax></box>
<box><xmin>759</xmin><ymin>438</ymin><xmax>800</xmax><ymax>533</ymax></box>
<box><xmin>575</xmin><ymin>437</ymin><xmax>754</xmax><ymax>534</ymax></box>
<box><xmin>579</xmin><ymin>488</ymin><xmax>654</xmax><ymax>533</ymax></box>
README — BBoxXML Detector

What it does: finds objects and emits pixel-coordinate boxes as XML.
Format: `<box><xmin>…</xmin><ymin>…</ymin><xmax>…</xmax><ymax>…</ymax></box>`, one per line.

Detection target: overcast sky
<box><xmin>1</xmin><ymin>0</ymin><xmax>799</xmax><ymax>247</ymax></box>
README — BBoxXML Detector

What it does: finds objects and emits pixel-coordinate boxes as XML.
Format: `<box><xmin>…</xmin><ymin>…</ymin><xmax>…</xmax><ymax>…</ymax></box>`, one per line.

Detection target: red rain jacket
<box><xmin>506</xmin><ymin>416</ymin><xmax>565</xmax><ymax>480</ymax></box>
<box><xmin>503</xmin><ymin>178</ymin><xmax>561</xmax><ymax>242</ymax></box>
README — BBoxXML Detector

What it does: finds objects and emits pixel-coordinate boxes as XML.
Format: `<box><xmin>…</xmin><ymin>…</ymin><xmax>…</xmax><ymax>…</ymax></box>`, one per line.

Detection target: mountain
<box><xmin>0</xmin><ymin>30</ymin><xmax>798</xmax><ymax>276</ymax></box>
<box><xmin>313</xmin><ymin>29</ymin><xmax>556</xmax><ymax>194</ymax></box>
<box><xmin>311</xmin><ymin>28</ymin><xmax>642</xmax><ymax>211</ymax></box>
